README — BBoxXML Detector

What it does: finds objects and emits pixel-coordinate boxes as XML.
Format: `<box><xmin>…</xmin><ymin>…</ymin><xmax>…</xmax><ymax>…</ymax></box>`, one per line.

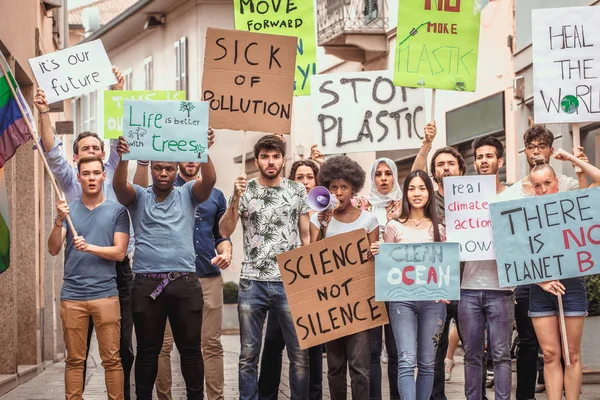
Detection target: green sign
<box><xmin>104</xmin><ymin>90</ymin><xmax>185</xmax><ymax>138</ymax></box>
<box><xmin>394</xmin><ymin>0</ymin><xmax>481</xmax><ymax>92</ymax></box>
<box><xmin>233</xmin><ymin>0</ymin><xmax>316</xmax><ymax>96</ymax></box>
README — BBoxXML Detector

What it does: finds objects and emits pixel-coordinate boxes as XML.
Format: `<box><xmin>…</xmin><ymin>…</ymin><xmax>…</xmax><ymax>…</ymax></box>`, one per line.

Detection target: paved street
<box><xmin>3</xmin><ymin>333</ymin><xmax>600</xmax><ymax>399</ymax></box>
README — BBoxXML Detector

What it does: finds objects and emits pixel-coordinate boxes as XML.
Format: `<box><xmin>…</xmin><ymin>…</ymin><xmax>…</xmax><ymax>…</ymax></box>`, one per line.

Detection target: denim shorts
<box><xmin>528</xmin><ymin>277</ymin><xmax>588</xmax><ymax>317</ymax></box>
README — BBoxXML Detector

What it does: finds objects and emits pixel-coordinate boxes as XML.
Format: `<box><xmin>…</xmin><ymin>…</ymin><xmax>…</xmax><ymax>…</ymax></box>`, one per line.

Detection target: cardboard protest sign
<box><xmin>394</xmin><ymin>0</ymin><xmax>481</xmax><ymax>91</ymax></box>
<box><xmin>533</xmin><ymin>7</ymin><xmax>600</xmax><ymax>123</ymax></box>
<box><xmin>277</xmin><ymin>229</ymin><xmax>389</xmax><ymax>349</ymax></box>
<box><xmin>444</xmin><ymin>175</ymin><xmax>496</xmax><ymax>261</ymax></box>
<box><xmin>234</xmin><ymin>0</ymin><xmax>316</xmax><ymax>96</ymax></box>
<box><xmin>375</xmin><ymin>242</ymin><xmax>460</xmax><ymax>301</ymax></box>
<box><xmin>202</xmin><ymin>28</ymin><xmax>297</xmax><ymax>134</ymax></box>
<box><xmin>28</xmin><ymin>40</ymin><xmax>116</xmax><ymax>104</ymax></box>
<box><xmin>104</xmin><ymin>90</ymin><xmax>186</xmax><ymax>139</ymax></box>
<box><xmin>311</xmin><ymin>71</ymin><xmax>425</xmax><ymax>155</ymax></box>
<box><xmin>122</xmin><ymin>100</ymin><xmax>209</xmax><ymax>162</ymax></box>
<box><xmin>490</xmin><ymin>187</ymin><xmax>600</xmax><ymax>287</ymax></box>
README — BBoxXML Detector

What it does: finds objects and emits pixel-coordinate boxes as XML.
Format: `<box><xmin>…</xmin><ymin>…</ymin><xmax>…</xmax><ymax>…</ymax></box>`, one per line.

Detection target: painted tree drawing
<box><xmin>180</xmin><ymin>101</ymin><xmax>195</xmax><ymax>117</ymax></box>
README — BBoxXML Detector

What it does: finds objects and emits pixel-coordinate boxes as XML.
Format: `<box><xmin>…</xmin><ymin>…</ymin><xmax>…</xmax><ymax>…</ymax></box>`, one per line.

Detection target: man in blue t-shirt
<box><xmin>113</xmin><ymin>135</ymin><xmax>216</xmax><ymax>400</ymax></box>
<box><xmin>48</xmin><ymin>155</ymin><xmax>130</xmax><ymax>400</ymax></box>
<box><xmin>154</xmin><ymin>162</ymin><xmax>232</xmax><ymax>400</ymax></box>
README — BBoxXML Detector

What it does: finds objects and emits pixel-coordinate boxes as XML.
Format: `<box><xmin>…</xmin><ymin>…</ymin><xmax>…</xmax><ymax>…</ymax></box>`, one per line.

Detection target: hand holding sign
<box><xmin>112</xmin><ymin>66</ymin><xmax>124</xmax><ymax>90</ymax></box>
<box><xmin>33</xmin><ymin>88</ymin><xmax>49</xmax><ymax>113</ymax></box>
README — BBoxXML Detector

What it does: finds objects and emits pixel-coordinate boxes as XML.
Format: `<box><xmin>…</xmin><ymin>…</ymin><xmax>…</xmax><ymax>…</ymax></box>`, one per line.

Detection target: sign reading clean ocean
<box><xmin>122</xmin><ymin>100</ymin><xmax>209</xmax><ymax>162</ymax></box>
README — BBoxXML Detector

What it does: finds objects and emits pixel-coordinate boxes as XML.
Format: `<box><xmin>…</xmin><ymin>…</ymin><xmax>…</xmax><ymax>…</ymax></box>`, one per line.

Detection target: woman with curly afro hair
<box><xmin>309</xmin><ymin>155</ymin><xmax>379</xmax><ymax>400</ymax></box>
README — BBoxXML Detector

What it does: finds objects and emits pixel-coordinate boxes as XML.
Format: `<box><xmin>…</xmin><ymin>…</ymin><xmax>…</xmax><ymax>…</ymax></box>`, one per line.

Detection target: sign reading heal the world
<box><xmin>394</xmin><ymin>0</ymin><xmax>481</xmax><ymax>91</ymax></box>
<box><xmin>234</xmin><ymin>0</ymin><xmax>316</xmax><ymax>96</ymax></box>
<box><xmin>490</xmin><ymin>187</ymin><xmax>600</xmax><ymax>287</ymax></box>
<box><xmin>28</xmin><ymin>40</ymin><xmax>116</xmax><ymax>104</ymax></box>
<box><xmin>277</xmin><ymin>229</ymin><xmax>389</xmax><ymax>350</ymax></box>
<box><xmin>122</xmin><ymin>100</ymin><xmax>209</xmax><ymax>162</ymax></box>
<box><xmin>312</xmin><ymin>71</ymin><xmax>425</xmax><ymax>155</ymax></box>
<box><xmin>532</xmin><ymin>7</ymin><xmax>600</xmax><ymax>123</ymax></box>
<box><xmin>202</xmin><ymin>28</ymin><xmax>297</xmax><ymax>134</ymax></box>
<box><xmin>444</xmin><ymin>175</ymin><xmax>496</xmax><ymax>261</ymax></box>
<box><xmin>375</xmin><ymin>242</ymin><xmax>461</xmax><ymax>301</ymax></box>
<box><xmin>104</xmin><ymin>90</ymin><xmax>186</xmax><ymax>139</ymax></box>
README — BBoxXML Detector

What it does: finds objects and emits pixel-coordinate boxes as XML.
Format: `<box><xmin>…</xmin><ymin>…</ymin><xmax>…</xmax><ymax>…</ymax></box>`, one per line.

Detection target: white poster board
<box><xmin>28</xmin><ymin>40</ymin><xmax>116</xmax><ymax>104</ymax></box>
<box><xmin>533</xmin><ymin>7</ymin><xmax>600</xmax><ymax>123</ymax></box>
<box><xmin>443</xmin><ymin>175</ymin><xmax>496</xmax><ymax>261</ymax></box>
<box><xmin>311</xmin><ymin>71</ymin><xmax>425</xmax><ymax>155</ymax></box>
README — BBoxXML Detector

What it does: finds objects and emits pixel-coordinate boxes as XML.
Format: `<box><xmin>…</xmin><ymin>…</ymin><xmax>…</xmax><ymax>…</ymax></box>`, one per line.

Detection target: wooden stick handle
<box><xmin>431</xmin><ymin>89</ymin><xmax>436</xmax><ymax>123</ymax></box>
<box><xmin>557</xmin><ymin>293</ymin><xmax>571</xmax><ymax>366</ymax></box>
<box><xmin>241</xmin><ymin>130</ymin><xmax>247</xmax><ymax>176</ymax></box>
<box><xmin>0</xmin><ymin>60</ymin><xmax>78</xmax><ymax>236</ymax></box>
<box><xmin>572</xmin><ymin>123</ymin><xmax>582</xmax><ymax>173</ymax></box>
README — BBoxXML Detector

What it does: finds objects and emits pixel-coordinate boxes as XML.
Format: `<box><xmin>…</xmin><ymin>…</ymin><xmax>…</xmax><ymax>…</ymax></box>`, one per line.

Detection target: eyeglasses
<box><xmin>525</xmin><ymin>143</ymin><xmax>550</xmax><ymax>152</ymax></box>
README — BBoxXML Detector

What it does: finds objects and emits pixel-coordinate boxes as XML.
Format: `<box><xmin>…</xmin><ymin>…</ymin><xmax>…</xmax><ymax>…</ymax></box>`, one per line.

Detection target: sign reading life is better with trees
<box><xmin>202</xmin><ymin>28</ymin><xmax>297</xmax><ymax>134</ymax></box>
<box><xmin>104</xmin><ymin>90</ymin><xmax>185</xmax><ymax>139</ymax></box>
<box><xmin>375</xmin><ymin>242</ymin><xmax>460</xmax><ymax>301</ymax></box>
<box><xmin>122</xmin><ymin>100</ymin><xmax>209</xmax><ymax>162</ymax></box>
<box><xmin>490</xmin><ymin>187</ymin><xmax>600</xmax><ymax>287</ymax></box>
<box><xmin>234</xmin><ymin>0</ymin><xmax>316</xmax><ymax>95</ymax></box>
<box><xmin>444</xmin><ymin>175</ymin><xmax>496</xmax><ymax>261</ymax></box>
<box><xmin>28</xmin><ymin>40</ymin><xmax>116</xmax><ymax>104</ymax></box>
<box><xmin>276</xmin><ymin>230</ymin><xmax>389</xmax><ymax>349</ymax></box>
<box><xmin>533</xmin><ymin>7</ymin><xmax>600</xmax><ymax>123</ymax></box>
<box><xmin>311</xmin><ymin>71</ymin><xmax>425</xmax><ymax>155</ymax></box>
<box><xmin>394</xmin><ymin>0</ymin><xmax>481</xmax><ymax>91</ymax></box>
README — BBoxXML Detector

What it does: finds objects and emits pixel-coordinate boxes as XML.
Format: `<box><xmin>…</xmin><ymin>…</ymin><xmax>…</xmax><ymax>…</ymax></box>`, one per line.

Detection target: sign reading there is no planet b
<box><xmin>533</xmin><ymin>7</ymin><xmax>600</xmax><ymax>123</ymax></box>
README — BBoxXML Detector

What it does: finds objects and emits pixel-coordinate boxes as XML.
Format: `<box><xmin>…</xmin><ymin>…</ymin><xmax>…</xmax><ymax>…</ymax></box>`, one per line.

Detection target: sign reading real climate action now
<box><xmin>276</xmin><ymin>230</ymin><xmax>389</xmax><ymax>349</ymax></box>
<box><xmin>394</xmin><ymin>0</ymin><xmax>481</xmax><ymax>91</ymax></box>
<box><xmin>533</xmin><ymin>6</ymin><xmax>600</xmax><ymax>123</ymax></box>
<box><xmin>202</xmin><ymin>27</ymin><xmax>297</xmax><ymax>134</ymax></box>
<box><xmin>490</xmin><ymin>187</ymin><xmax>600</xmax><ymax>287</ymax></box>
<box><xmin>122</xmin><ymin>100</ymin><xmax>209</xmax><ymax>162</ymax></box>
<box><xmin>234</xmin><ymin>0</ymin><xmax>316</xmax><ymax>95</ymax></box>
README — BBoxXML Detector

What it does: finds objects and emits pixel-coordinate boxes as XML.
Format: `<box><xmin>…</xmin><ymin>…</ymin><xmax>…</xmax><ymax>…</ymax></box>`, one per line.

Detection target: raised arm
<box><xmin>555</xmin><ymin>148</ymin><xmax>600</xmax><ymax>187</ymax></box>
<box><xmin>411</xmin><ymin>121</ymin><xmax>436</xmax><ymax>172</ymax></box>
<box><xmin>133</xmin><ymin>161</ymin><xmax>150</xmax><ymax>187</ymax></box>
<box><xmin>113</xmin><ymin>137</ymin><xmax>137</xmax><ymax>207</ymax></box>
<box><xmin>48</xmin><ymin>199</ymin><xmax>68</xmax><ymax>256</ymax></box>
<box><xmin>219</xmin><ymin>175</ymin><xmax>246</xmax><ymax>238</ymax></box>
<box><xmin>191</xmin><ymin>129</ymin><xmax>217</xmax><ymax>203</ymax></box>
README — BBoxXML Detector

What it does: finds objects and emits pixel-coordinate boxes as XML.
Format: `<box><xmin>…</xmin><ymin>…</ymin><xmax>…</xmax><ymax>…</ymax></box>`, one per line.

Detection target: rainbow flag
<box><xmin>0</xmin><ymin>51</ymin><xmax>32</xmax><ymax>168</ymax></box>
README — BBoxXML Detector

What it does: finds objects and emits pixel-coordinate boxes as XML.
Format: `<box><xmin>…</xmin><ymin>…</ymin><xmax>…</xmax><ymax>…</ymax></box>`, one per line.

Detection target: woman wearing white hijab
<box><xmin>355</xmin><ymin>158</ymin><xmax>403</xmax><ymax>400</ymax></box>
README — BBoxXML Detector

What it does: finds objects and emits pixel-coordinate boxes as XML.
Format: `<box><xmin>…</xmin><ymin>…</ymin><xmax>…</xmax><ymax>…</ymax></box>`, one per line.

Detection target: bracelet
<box><xmin>137</xmin><ymin>160</ymin><xmax>149</xmax><ymax>166</ymax></box>
<box><xmin>54</xmin><ymin>218</ymin><xmax>64</xmax><ymax>227</ymax></box>
<box><xmin>40</xmin><ymin>108</ymin><xmax>50</xmax><ymax>114</ymax></box>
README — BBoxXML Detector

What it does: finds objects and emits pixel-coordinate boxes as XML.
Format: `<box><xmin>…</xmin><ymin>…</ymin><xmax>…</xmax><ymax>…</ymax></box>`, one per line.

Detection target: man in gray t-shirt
<box><xmin>48</xmin><ymin>156</ymin><xmax>130</xmax><ymax>400</ymax></box>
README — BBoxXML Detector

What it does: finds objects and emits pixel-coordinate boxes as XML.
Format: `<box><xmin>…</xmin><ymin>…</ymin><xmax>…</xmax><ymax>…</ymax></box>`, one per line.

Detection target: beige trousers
<box><xmin>60</xmin><ymin>296</ymin><xmax>123</xmax><ymax>400</ymax></box>
<box><xmin>156</xmin><ymin>275</ymin><xmax>224</xmax><ymax>400</ymax></box>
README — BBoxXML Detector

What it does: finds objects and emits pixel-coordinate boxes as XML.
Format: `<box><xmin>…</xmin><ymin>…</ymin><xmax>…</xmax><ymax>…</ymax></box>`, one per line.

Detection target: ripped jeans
<box><xmin>389</xmin><ymin>301</ymin><xmax>446</xmax><ymax>400</ymax></box>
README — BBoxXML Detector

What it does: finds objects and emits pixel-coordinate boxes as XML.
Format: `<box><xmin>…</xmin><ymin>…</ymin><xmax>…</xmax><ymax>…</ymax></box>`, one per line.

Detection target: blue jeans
<box><xmin>238</xmin><ymin>279</ymin><xmax>309</xmax><ymax>400</ymax></box>
<box><xmin>390</xmin><ymin>301</ymin><xmax>446</xmax><ymax>400</ymax></box>
<box><xmin>458</xmin><ymin>290</ymin><xmax>514</xmax><ymax>400</ymax></box>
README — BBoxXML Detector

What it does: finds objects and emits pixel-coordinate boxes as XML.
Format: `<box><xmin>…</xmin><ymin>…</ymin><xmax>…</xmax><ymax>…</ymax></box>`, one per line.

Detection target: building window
<box><xmin>363</xmin><ymin>0</ymin><xmax>378</xmax><ymax>23</ymax></box>
<box><xmin>78</xmin><ymin>91</ymin><xmax>97</xmax><ymax>134</ymax></box>
<box><xmin>174</xmin><ymin>37</ymin><xmax>188</xmax><ymax>92</ymax></box>
<box><xmin>124</xmin><ymin>68</ymin><xmax>133</xmax><ymax>90</ymax></box>
<box><xmin>144</xmin><ymin>57</ymin><xmax>153</xmax><ymax>90</ymax></box>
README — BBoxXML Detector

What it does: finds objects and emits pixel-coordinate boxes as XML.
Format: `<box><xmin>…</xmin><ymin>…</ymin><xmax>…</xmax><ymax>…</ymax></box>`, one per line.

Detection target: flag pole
<box><xmin>0</xmin><ymin>60</ymin><xmax>78</xmax><ymax>236</ymax></box>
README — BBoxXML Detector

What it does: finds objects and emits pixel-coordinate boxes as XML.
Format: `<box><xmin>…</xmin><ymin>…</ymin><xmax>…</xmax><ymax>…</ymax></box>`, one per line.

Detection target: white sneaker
<box><xmin>444</xmin><ymin>358</ymin><xmax>455</xmax><ymax>382</ymax></box>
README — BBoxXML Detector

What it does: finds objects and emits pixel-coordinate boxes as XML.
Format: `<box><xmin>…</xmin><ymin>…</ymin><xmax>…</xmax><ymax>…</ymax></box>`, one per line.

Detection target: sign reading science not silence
<box><xmin>276</xmin><ymin>229</ymin><xmax>388</xmax><ymax>349</ymax></box>
<box><xmin>122</xmin><ymin>100</ymin><xmax>209</xmax><ymax>162</ymax></box>
<box><xmin>202</xmin><ymin>27</ymin><xmax>297</xmax><ymax>134</ymax></box>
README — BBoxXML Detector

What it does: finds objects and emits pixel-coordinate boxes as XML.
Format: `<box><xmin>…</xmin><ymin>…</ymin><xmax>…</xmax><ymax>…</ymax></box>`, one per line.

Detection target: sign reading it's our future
<box><xmin>394</xmin><ymin>0</ymin><xmax>481</xmax><ymax>91</ymax></box>
<box><xmin>533</xmin><ymin>6</ymin><xmax>600</xmax><ymax>123</ymax></box>
<box><xmin>202</xmin><ymin>27</ymin><xmax>297</xmax><ymax>134</ymax></box>
<box><xmin>490</xmin><ymin>187</ymin><xmax>600</xmax><ymax>287</ymax></box>
<box><xmin>444</xmin><ymin>175</ymin><xmax>497</xmax><ymax>261</ymax></box>
<box><xmin>233</xmin><ymin>0</ymin><xmax>316</xmax><ymax>95</ymax></box>
<box><xmin>104</xmin><ymin>90</ymin><xmax>186</xmax><ymax>139</ymax></box>
<box><xmin>276</xmin><ymin>229</ymin><xmax>388</xmax><ymax>349</ymax></box>
<box><xmin>375</xmin><ymin>242</ymin><xmax>461</xmax><ymax>301</ymax></box>
<box><xmin>311</xmin><ymin>71</ymin><xmax>425</xmax><ymax>155</ymax></box>
<box><xmin>28</xmin><ymin>40</ymin><xmax>116</xmax><ymax>104</ymax></box>
<box><xmin>122</xmin><ymin>100</ymin><xmax>209</xmax><ymax>162</ymax></box>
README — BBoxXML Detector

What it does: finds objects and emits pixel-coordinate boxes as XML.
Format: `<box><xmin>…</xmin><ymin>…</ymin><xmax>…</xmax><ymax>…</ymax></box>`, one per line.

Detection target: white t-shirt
<box><xmin>310</xmin><ymin>210</ymin><xmax>379</xmax><ymax>239</ymax></box>
<box><xmin>498</xmin><ymin>173</ymin><xmax>578</xmax><ymax>201</ymax></box>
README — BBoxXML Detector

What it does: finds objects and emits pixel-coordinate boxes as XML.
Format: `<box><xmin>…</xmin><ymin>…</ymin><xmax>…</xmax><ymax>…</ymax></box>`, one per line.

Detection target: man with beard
<box><xmin>220</xmin><ymin>134</ymin><xmax>311</xmax><ymax>400</ymax></box>
<box><xmin>112</xmin><ymin>132</ymin><xmax>216</xmax><ymax>400</ymax></box>
<box><xmin>154</xmin><ymin>161</ymin><xmax>232</xmax><ymax>400</ymax></box>
<box><xmin>457</xmin><ymin>136</ymin><xmax>514</xmax><ymax>400</ymax></box>
<box><xmin>412</xmin><ymin>138</ymin><xmax>467</xmax><ymax>400</ymax></box>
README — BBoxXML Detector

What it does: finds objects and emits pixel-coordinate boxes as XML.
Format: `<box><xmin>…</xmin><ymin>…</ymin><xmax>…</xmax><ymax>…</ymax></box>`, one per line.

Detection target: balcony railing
<box><xmin>317</xmin><ymin>0</ymin><xmax>388</xmax><ymax>45</ymax></box>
